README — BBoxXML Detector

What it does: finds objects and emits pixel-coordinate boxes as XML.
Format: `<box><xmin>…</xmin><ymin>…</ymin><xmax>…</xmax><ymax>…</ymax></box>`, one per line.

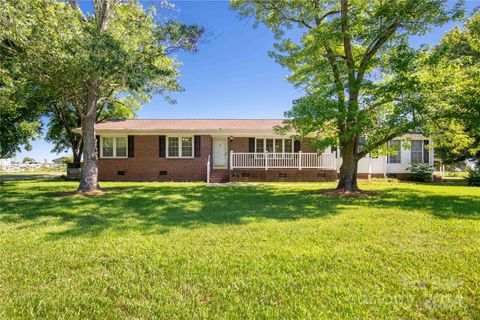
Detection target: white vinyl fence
<box><xmin>0</xmin><ymin>163</ymin><xmax>66</xmax><ymax>173</ymax></box>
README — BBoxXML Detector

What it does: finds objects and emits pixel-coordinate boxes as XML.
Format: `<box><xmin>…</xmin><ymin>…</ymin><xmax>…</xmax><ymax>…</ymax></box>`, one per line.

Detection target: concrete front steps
<box><xmin>209</xmin><ymin>168</ymin><xmax>229</xmax><ymax>183</ymax></box>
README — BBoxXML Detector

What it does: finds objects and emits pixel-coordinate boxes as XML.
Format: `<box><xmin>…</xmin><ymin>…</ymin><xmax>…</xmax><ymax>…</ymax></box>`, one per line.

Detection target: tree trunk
<box><xmin>72</xmin><ymin>150</ymin><xmax>80</xmax><ymax>163</ymax></box>
<box><xmin>78</xmin><ymin>109</ymin><xmax>100</xmax><ymax>192</ymax></box>
<box><xmin>336</xmin><ymin>140</ymin><xmax>360</xmax><ymax>192</ymax></box>
<box><xmin>72</xmin><ymin>139</ymin><xmax>83</xmax><ymax>163</ymax></box>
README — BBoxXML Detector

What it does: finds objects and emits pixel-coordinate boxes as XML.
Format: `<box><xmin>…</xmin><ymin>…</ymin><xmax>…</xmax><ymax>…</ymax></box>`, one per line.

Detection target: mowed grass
<box><xmin>0</xmin><ymin>179</ymin><xmax>479</xmax><ymax>319</ymax></box>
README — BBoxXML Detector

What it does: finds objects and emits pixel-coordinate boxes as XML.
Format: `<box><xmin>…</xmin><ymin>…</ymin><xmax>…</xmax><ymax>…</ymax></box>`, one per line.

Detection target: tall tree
<box><xmin>45</xmin><ymin>97</ymin><xmax>141</xmax><ymax>163</ymax></box>
<box><xmin>422</xmin><ymin>12</ymin><xmax>480</xmax><ymax>164</ymax></box>
<box><xmin>0</xmin><ymin>83</ymin><xmax>43</xmax><ymax>158</ymax></box>
<box><xmin>232</xmin><ymin>0</ymin><xmax>462</xmax><ymax>192</ymax></box>
<box><xmin>1</xmin><ymin>0</ymin><xmax>204</xmax><ymax>192</ymax></box>
<box><xmin>45</xmin><ymin>104</ymin><xmax>84</xmax><ymax>164</ymax></box>
<box><xmin>0</xmin><ymin>38</ymin><xmax>45</xmax><ymax>158</ymax></box>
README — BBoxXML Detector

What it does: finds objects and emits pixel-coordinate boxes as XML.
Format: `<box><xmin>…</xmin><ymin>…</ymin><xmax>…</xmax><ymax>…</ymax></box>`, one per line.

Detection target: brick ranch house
<box><xmin>74</xmin><ymin>119</ymin><xmax>434</xmax><ymax>183</ymax></box>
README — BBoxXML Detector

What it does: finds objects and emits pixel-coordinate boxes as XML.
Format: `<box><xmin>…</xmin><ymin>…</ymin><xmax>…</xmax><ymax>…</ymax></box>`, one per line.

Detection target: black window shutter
<box><xmin>248</xmin><ymin>138</ymin><xmax>255</xmax><ymax>153</ymax></box>
<box><xmin>331</xmin><ymin>146</ymin><xmax>337</xmax><ymax>157</ymax></box>
<box><xmin>294</xmin><ymin>140</ymin><xmax>301</xmax><ymax>153</ymax></box>
<box><xmin>128</xmin><ymin>135</ymin><xmax>135</xmax><ymax>158</ymax></box>
<box><xmin>159</xmin><ymin>135</ymin><xmax>166</xmax><ymax>157</ymax></box>
<box><xmin>423</xmin><ymin>140</ymin><xmax>429</xmax><ymax>163</ymax></box>
<box><xmin>96</xmin><ymin>135</ymin><xmax>100</xmax><ymax>157</ymax></box>
<box><xmin>194</xmin><ymin>135</ymin><xmax>201</xmax><ymax>157</ymax></box>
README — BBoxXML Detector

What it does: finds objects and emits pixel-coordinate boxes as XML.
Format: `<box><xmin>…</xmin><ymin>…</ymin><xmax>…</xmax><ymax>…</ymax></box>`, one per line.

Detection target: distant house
<box><xmin>74</xmin><ymin>119</ymin><xmax>434</xmax><ymax>182</ymax></box>
<box><xmin>0</xmin><ymin>158</ymin><xmax>11</xmax><ymax>167</ymax></box>
<box><xmin>52</xmin><ymin>156</ymin><xmax>69</xmax><ymax>164</ymax></box>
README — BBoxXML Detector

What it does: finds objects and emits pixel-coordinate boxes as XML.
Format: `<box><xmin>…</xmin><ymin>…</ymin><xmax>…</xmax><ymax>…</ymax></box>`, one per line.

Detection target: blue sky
<box><xmin>13</xmin><ymin>0</ymin><xmax>478</xmax><ymax>162</ymax></box>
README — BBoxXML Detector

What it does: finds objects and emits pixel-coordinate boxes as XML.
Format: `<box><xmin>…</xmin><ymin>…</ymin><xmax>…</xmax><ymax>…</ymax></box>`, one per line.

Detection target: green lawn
<box><xmin>0</xmin><ymin>179</ymin><xmax>479</xmax><ymax>319</ymax></box>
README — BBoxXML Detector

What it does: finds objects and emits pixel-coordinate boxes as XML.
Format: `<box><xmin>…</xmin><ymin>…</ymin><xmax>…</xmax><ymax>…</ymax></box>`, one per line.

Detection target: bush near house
<box><xmin>467</xmin><ymin>167</ymin><xmax>480</xmax><ymax>186</ymax></box>
<box><xmin>407</xmin><ymin>163</ymin><xmax>434</xmax><ymax>182</ymax></box>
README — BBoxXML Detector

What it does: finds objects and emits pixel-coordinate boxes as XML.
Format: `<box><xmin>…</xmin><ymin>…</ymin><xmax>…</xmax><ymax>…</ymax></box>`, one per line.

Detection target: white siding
<box><xmin>334</xmin><ymin>134</ymin><xmax>434</xmax><ymax>175</ymax></box>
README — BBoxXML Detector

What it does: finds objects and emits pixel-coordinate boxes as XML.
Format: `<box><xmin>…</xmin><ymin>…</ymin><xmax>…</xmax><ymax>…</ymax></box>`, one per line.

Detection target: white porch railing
<box><xmin>230</xmin><ymin>151</ymin><xmax>335</xmax><ymax>170</ymax></box>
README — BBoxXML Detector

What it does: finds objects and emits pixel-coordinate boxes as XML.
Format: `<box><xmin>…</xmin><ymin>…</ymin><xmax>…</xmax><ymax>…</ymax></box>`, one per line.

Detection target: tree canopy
<box><xmin>231</xmin><ymin>0</ymin><xmax>463</xmax><ymax>191</ymax></box>
<box><xmin>421</xmin><ymin>12</ymin><xmax>480</xmax><ymax>164</ymax></box>
<box><xmin>0</xmin><ymin>0</ymin><xmax>204</xmax><ymax>191</ymax></box>
<box><xmin>45</xmin><ymin>97</ymin><xmax>142</xmax><ymax>163</ymax></box>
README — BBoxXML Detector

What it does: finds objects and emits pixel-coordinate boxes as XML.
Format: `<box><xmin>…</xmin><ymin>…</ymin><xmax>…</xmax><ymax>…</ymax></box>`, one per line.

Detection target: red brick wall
<box><xmin>356</xmin><ymin>173</ymin><xmax>411</xmax><ymax>180</ymax></box>
<box><xmin>357</xmin><ymin>173</ymin><xmax>385</xmax><ymax>179</ymax></box>
<box><xmin>228</xmin><ymin>137</ymin><xmax>249</xmax><ymax>153</ymax></box>
<box><xmin>385</xmin><ymin>173</ymin><xmax>409</xmax><ymax>180</ymax></box>
<box><xmin>300</xmin><ymin>138</ymin><xmax>318</xmax><ymax>153</ymax></box>
<box><xmin>230</xmin><ymin>169</ymin><xmax>337</xmax><ymax>182</ymax></box>
<box><xmin>98</xmin><ymin>135</ymin><xmax>212</xmax><ymax>181</ymax></box>
<box><xmin>98</xmin><ymin>136</ymin><xmax>325</xmax><ymax>182</ymax></box>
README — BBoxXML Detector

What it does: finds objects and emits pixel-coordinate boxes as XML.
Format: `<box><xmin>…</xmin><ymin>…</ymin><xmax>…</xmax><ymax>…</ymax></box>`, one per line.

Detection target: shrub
<box><xmin>62</xmin><ymin>157</ymin><xmax>74</xmax><ymax>164</ymax></box>
<box><xmin>444</xmin><ymin>171</ymin><xmax>468</xmax><ymax>178</ymax></box>
<box><xmin>466</xmin><ymin>167</ymin><xmax>480</xmax><ymax>186</ymax></box>
<box><xmin>407</xmin><ymin>163</ymin><xmax>434</xmax><ymax>182</ymax></box>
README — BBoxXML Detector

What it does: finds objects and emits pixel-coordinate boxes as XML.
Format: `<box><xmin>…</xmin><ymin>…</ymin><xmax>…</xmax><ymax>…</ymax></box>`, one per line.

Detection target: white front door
<box><xmin>213</xmin><ymin>138</ymin><xmax>227</xmax><ymax>167</ymax></box>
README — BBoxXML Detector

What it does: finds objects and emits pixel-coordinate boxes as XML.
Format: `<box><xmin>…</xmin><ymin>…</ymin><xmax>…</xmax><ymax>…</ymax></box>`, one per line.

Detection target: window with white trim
<box><xmin>101</xmin><ymin>136</ymin><xmax>127</xmax><ymax>158</ymax></box>
<box><xmin>284</xmin><ymin>139</ymin><xmax>293</xmax><ymax>153</ymax></box>
<box><xmin>411</xmin><ymin>140</ymin><xmax>423</xmax><ymax>163</ymax></box>
<box><xmin>387</xmin><ymin>140</ymin><xmax>401</xmax><ymax>164</ymax></box>
<box><xmin>256</xmin><ymin>139</ymin><xmax>264</xmax><ymax>153</ymax></box>
<box><xmin>167</xmin><ymin>136</ymin><xmax>193</xmax><ymax>158</ymax></box>
<box><xmin>266</xmin><ymin>139</ymin><xmax>274</xmax><ymax>153</ymax></box>
<box><xmin>255</xmin><ymin>138</ymin><xmax>295</xmax><ymax>153</ymax></box>
<box><xmin>181</xmin><ymin>137</ymin><xmax>193</xmax><ymax>157</ymax></box>
<box><xmin>358</xmin><ymin>136</ymin><xmax>366</xmax><ymax>152</ymax></box>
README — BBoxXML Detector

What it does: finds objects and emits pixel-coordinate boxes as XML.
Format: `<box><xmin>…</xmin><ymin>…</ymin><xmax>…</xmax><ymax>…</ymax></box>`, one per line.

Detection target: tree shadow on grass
<box><xmin>0</xmin><ymin>181</ymin><xmax>478</xmax><ymax>239</ymax></box>
<box><xmin>1</xmin><ymin>183</ymin><xmax>343</xmax><ymax>238</ymax></box>
<box><xmin>371</xmin><ymin>186</ymin><xmax>480</xmax><ymax>219</ymax></box>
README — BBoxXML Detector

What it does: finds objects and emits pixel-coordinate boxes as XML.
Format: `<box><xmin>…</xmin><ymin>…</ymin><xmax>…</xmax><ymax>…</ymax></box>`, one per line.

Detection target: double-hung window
<box><xmin>265</xmin><ymin>139</ymin><xmax>274</xmax><ymax>153</ymax></box>
<box><xmin>101</xmin><ymin>136</ymin><xmax>127</xmax><ymax>158</ymax></box>
<box><xmin>255</xmin><ymin>138</ymin><xmax>294</xmax><ymax>154</ymax></box>
<box><xmin>411</xmin><ymin>140</ymin><xmax>424</xmax><ymax>163</ymax></box>
<box><xmin>167</xmin><ymin>136</ymin><xmax>193</xmax><ymax>158</ymax></box>
<box><xmin>284</xmin><ymin>139</ymin><xmax>293</xmax><ymax>153</ymax></box>
<box><xmin>181</xmin><ymin>137</ymin><xmax>193</xmax><ymax>157</ymax></box>
<box><xmin>387</xmin><ymin>140</ymin><xmax>401</xmax><ymax>164</ymax></box>
<box><xmin>256</xmin><ymin>139</ymin><xmax>264</xmax><ymax>153</ymax></box>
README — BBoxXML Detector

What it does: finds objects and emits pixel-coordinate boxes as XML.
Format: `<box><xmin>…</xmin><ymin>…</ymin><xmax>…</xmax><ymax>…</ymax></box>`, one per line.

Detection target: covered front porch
<box><xmin>207</xmin><ymin>136</ymin><xmax>338</xmax><ymax>183</ymax></box>
<box><xmin>230</xmin><ymin>151</ymin><xmax>336</xmax><ymax>170</ymax></box>
<box><xmin>228</xmin><ymin>152</ymin><xmax>337</xmax><ymax>183</ymax></box>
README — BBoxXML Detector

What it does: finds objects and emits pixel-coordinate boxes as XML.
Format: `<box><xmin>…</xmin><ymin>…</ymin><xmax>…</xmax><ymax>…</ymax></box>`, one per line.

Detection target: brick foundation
<box><xmin>385</xmin><ymin>173</ymin><xmax>409</xmax><ymax>180</ymax></box>
<box><xmin>229</xmin><ymin>169</ymin><xmax>337</xmax><ymax>182</ymax></box>
<box><xmin>357</xmin><ymin>173</ymin><xmax>386</xmax><ymax>179</ymax></box>
<box><xmin>356</xmin><ymin>173</ymin><xmax>411</xmax><ymax>180</ymax></box>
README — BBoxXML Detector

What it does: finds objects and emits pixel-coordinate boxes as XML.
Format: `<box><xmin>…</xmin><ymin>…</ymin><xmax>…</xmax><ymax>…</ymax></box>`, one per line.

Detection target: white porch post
<box><xmin>383</xmin><ymin>154</ymin><xmax>387</xmax><ymax>178</ymax></box>
<box><xmin>299</xmin><ymin>151</ymin><xmax>302</xmax><ymax>170</ymax></box>
<box><xmin>230</xmin><ymin>150</ymin><xmax>233</xmax><ymax>170</ymax></box>
<box><xmin>368</xmin><ymin>156</ymin><xmax>372</xmax><ymax>180</ymax></box>
<box><xmin>265</xmin><ymin>151</ymin><xmax>268</xmax><ymax>170</ymax></box>
<box><xmin>207</xmin><ymin>154</ymin><xmax>211</xmax><ymax>183</ymax></box>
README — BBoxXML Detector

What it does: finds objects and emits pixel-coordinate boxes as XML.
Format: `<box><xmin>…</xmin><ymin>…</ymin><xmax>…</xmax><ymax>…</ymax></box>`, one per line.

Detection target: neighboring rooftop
<box><xmin>91</xmin><ymin>119</ymin><xmax>285</xmax><ymax>132</ymax></box>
